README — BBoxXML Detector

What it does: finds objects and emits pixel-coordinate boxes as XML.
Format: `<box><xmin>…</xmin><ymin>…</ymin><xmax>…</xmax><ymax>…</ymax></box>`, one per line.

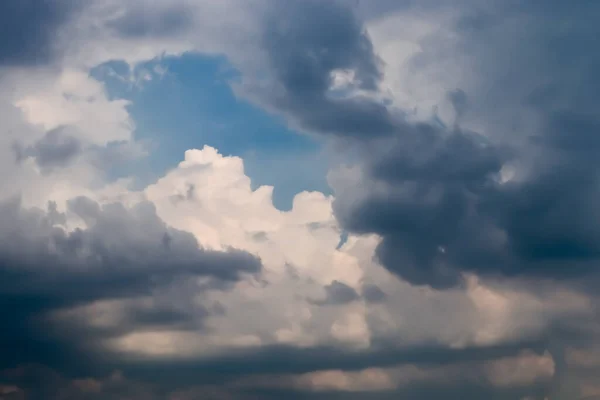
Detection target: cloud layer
<box><xmin>1</xmin><ymin>0</ymin><xmax>599</xmax><ymax>399</ymax></box>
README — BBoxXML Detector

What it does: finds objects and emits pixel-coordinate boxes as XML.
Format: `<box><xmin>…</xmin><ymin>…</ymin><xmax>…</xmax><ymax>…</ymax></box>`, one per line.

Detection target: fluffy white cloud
<box><xmin>14</xmin><ymin>68</ymin><xmax>133</xmax><ymax>145</ymax></box>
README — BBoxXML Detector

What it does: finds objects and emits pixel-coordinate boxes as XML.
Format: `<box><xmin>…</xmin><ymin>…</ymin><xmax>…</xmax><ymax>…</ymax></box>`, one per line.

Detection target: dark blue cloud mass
<box><xmin>325</xmin><ymin>0</ymin><xmax>600</xmax><ymax>291</ymax></box>
<box><xmin>243</xmin><ymin>0</ymin><xmax>398</xmax><ymax>138</ymax></box>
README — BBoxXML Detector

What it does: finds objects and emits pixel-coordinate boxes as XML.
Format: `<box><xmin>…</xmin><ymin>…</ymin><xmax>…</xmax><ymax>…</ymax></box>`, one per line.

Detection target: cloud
<box><xmin>0</xmin><ymin>195</ymin><xmax>260</xmax><ymax>373</ymax></box>
<box><xmin>237</xmin><ymin>349</ymin><xmax>554</xmax><ymax>393</ymax></box>
<box><xmin>0</xmin><ymin>144</ymin><xmax>559</xmax><ymax>394</ymax></box>
<box><xmin>0</xmin><ymin>349</ymin><xmax>556</xmax><ymax>399</ymax></box>
<box><xmin>362</xmin><ymin>284</ymin><xmax>387</xmax><ymax>304</ymax></box>
<box><xmin>309</xmin><ymin>280</ymin><xmax>360</xmax><ymax>306</ymax></box>
<box><xmin>0</xmin><ymin>0</ymin><xmax>81</xmax><ymax>66</ymax></box>
<box><xmin>105</xmin><ymin>2</ymin><xmax>195</xmax><ymax>38</ymax></box>
<box><xmin>0</xmin><ymin>0</ymin><xmax>598</xmax><ymax>398</ymax></box>
<box><xmin>331</xmin><ymin>125</ymin><xmax>510</xmax><ymax>288</ymax></box>
<box><xmin>319</xmin><ymin>0</ymin><xmax>600</xmax><ymax>293</ymax></box>
<box><xmin>61</xmin><ymin>0</ymin><xmax>264</xmax><ymax>68</ymax></box>
<box><xmin>0</xmin><ymin>141</ymin><xmax>587</xmax><ymax>399</ymax></box>
<box><xmin>13</xmin><ymin>126</ymin><xmax>83</xmax><ymax>170</ymax></box>
<box><xmin>238</xmin><ymin>0</ymin><xmax>397</xmax><ymax>138</ymax></box>
<box><xmin>13</xmin><ymin>68</ymin><xmax>134</xmax><ymax>146</ymax></box>
<box><xmin>0</xmin><ymin>367</ymin><xmax>159</xmax><ymax>400</ymax></box>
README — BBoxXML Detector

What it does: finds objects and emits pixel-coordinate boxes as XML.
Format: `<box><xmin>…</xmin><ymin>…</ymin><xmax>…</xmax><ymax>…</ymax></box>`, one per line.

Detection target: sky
<box><xmin>0</xmin><ymin>0</ymin><xmax>599</xmax><ymax>399</ymax></box>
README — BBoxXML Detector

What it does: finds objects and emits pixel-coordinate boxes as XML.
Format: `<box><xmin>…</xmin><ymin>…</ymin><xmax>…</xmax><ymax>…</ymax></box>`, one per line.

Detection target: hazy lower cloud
<box><xmin>0</xmin><ymin>0</ymin><xmax>599</xmax><ymax>399</ymax></box>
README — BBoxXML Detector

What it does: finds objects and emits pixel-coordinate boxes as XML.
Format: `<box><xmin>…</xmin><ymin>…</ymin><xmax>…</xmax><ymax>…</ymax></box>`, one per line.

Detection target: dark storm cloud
<box><xmin>335</xmin><ymin>114</ymin><xmax>600</xmax><ymax>288</ymax></box>
<box><xmin>94</xmin><ymin>338</ymin><xmax>550</xmax><ymax>399</ymax></box>
<box><xmin>243</xmin><ymin>0</ymin><xmax>397</xmax><ymax>138</ymax></box>
<box><xmin>12</xmin><ymin>333</ymin><xmax>544</xmax><ymax>399</ymax></box>
<box><xmin>0</xmin><ymin>366</ymin><xmax>160</xmax><ymax>400</ymax></box>
<box><xmin>0</xmin><ymin>319</ymin><xmax>552</xmax><ymax>400</ymax></box>
<box><xmin>0</xmin><ymin>196</ymin><xmax>260</xmax><ymax>373</ymax></box>
<box><xmin>323</xmin><ymin>0</ymin><xmax>600</xmax><ymax>291</ymax></box>
<box><xmin>0</xmin><ymin>0</ymin><xmax>80</xmax><ymax>66</ymax></box>
<box><xmin>334</xmin><ymin>124</ymin><xmax>510</xmax><ymax>288</ymax></box>
<box><xmin>108</xmin><ymin>336</ymin><xmax>544</xmax><ymax>389</ymax></box>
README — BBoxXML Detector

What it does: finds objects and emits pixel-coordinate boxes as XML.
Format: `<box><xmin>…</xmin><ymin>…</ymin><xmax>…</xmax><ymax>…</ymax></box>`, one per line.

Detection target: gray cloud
<box><xmin>334</xmin><ymin>125</ymin><xmax>510</xmax><ymax>288</ymax></box>
<box><xmin>309</xmin><ymin>280</ymin><xmax>360</xmax><ymax>306</ymax></box>
<box><xmin>0</xmin><ymin>335</ymin><xmax>551</xmax><ymax>399</ymax></box>
<box><xmin>0</xmin><ymin>365</ymin><xmax>160</xmax><ymax>400</ymax></box>
<box><xmin>0</xmin><ymin>0</ymin><xmax>80</xmax><ymax>66</ymax></box>
<box><xmin>1</xmin><ymin>0</ymin><xmax>599</xmax><ymax>399</ymax></box>
<box><xmin>106</xmin><ymin>3</ymin><xmax>194</xmax><ymax>38</ymax></box>
<box><xmin>241</xmin><ymin>0</ymin><xmax>397</xmax><ymax>138</ymax></box>
<box><xmin>13</xmin><ymin>126</ymin><xmax>82</xmax><ymax>170</ymax></box>
<box><xmin>13</xmin><ymin>126</ymin><xmax>149</xmax><ymax>175</ymax></box>
<box><xmin>323</xmin><ymin>0</ymin><xmax>600</xmax><ymax>291</ymax></box>
<box><xmin>0</xmin><ymin>196</ymin><xmax>260</xmax><ymax>374</ymax></box>
<box><xmin>362</xmin><ymin>284</ymin><xmax>387</xmax><ymax>304</ymax></box>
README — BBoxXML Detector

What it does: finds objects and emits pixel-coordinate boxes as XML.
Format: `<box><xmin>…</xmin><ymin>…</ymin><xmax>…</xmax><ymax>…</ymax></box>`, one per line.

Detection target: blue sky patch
<box><xmin>91</xmin><ymin>53</ymin><xmax>331</xmax><ymax>210</ymax></box>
